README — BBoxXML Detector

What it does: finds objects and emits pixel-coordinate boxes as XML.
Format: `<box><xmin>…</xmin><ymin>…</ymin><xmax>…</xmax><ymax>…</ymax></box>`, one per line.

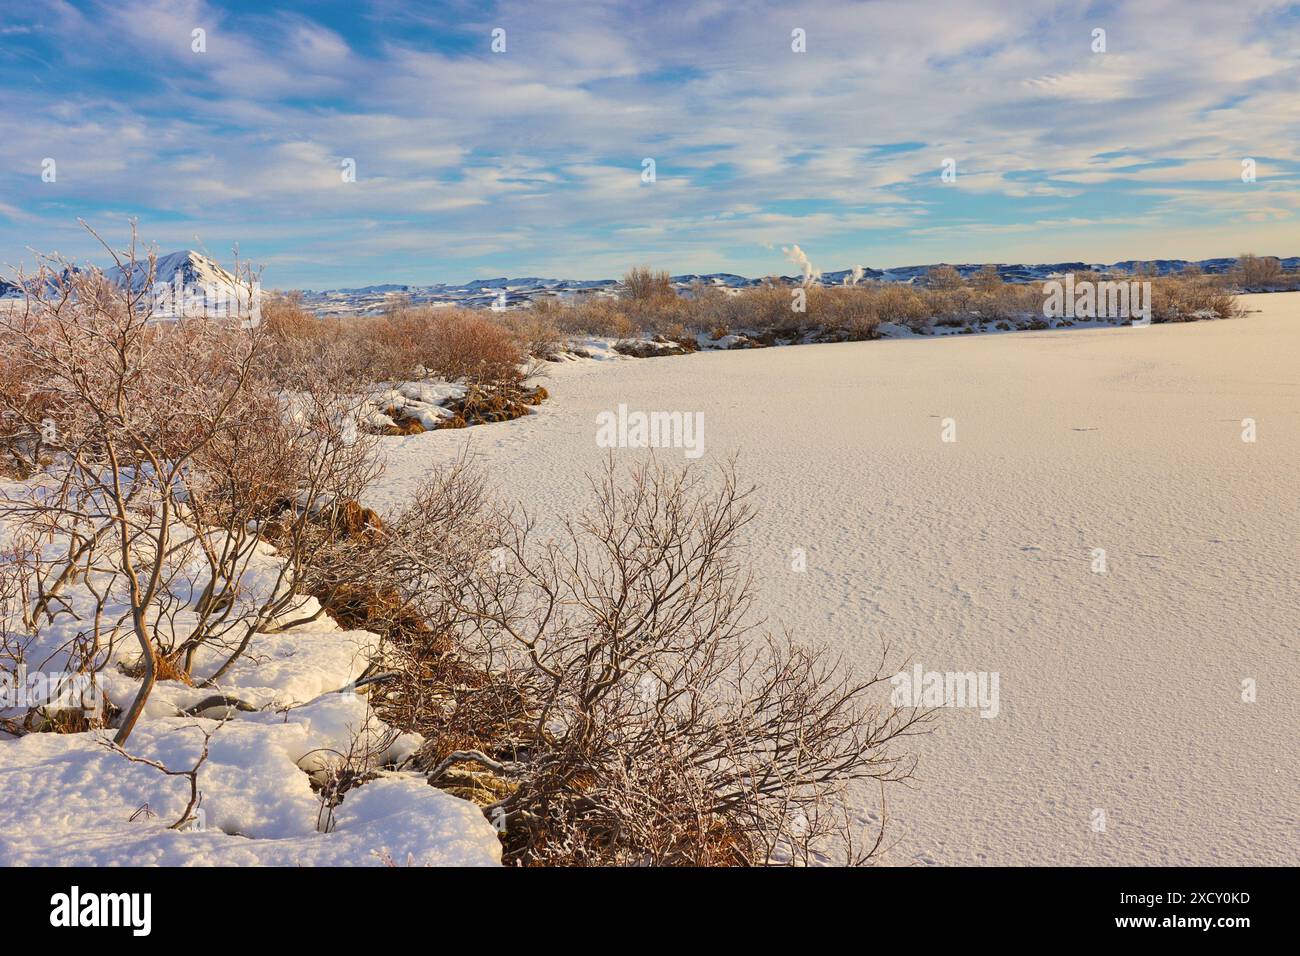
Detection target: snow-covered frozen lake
<box><xmin>370</xmin><ymin>293</ymin><xmax>1300</xmax><ymax>866</ymax></box>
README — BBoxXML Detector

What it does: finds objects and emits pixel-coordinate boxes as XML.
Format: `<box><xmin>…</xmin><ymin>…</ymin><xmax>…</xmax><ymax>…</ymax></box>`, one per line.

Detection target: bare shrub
<box><xmin>0</xmin><ymin>230</ymin><xmax>405</xmax><ymax>745</ymax></box>
<box><xmin>499</xmin><ymin>309</ymin><xmax>564</xmax><ymax>360</ymax></box>
<box><xmin>0</xmin><ymin>235</ymin><xmax>285</xmax><ymax>744</ymax></box>
<box><xmin>972</xmin><ymin>280</ymin><xmax>1038</xmax><ymax>322</ymax></box>
<box><xmin>835</xmin><ymin>288</ymin><xmax>886</xmax><ymax>339</ymax></box>
<box><xmin>260</xmin><ymin>292</ymin><xmax>321</xmax><ymax>342</ymax></box>
<box><xmin>334</xmin><ymin>307</ymin><xmax>527</xmax><ymax>387</ymax></box>
<box><xmin>875</xmin><ymin>283</ymin><xmax>933</xmax><ymax>331</ymax></box>
<box><xmin>422</xmin><ymin>310</ymin><xmax>524</xmax><ymax>387</ymax></box>
<box><xmin>348</xmin><ymin>311</ymin><xmax>428</xmax><ymax>382</ymax></box>
<box><xmin>538</xmin><ymin>295</ymin><xmax>632</xmax><ymax>338</ymax></box>
<box><xmin>405</xmin><ymin>459</ymin><xmax>931</xmax><ymax>866</ymax></box>
<box><xmin>730</xmin><ymin>280</ymin><xmax>803</xmax><ymax>334</ymax></box>
<box><xmin>1234</xmin><ymin>253</ymin><xmax>1283</xmax><ymax>287</ymax></box>
<box><xmin>195</xmin><ymin>353</ymin><xmax>386</xmax><ymax>685</ymax></box>
<box><xmin>619</xmin><ymin>267</ymin><xmax>690</xmax><ymax>334</ymax></box>
<box><xmin>1151</xmin><ymin>276</ymin><xmax>1239</xmax><ymax>322</ymax></box>
<box><xmin>0</xmin><ymin>351</ymin><xmax>53</xmax><ymax>478</ymax></box>
<box><xmin>924</xmin><ymin>264</ymin><xmax>963</xmax><ymax>291</ymax></box>
<box><xmin>973</xmin><ymin>264</ymin><xmax>1003</xmax><ymax>293</ymax></box>
<box><xmin>622</xmin><ymin>265</ymin><xmax>675</xmax><ymax>302</ymax></box>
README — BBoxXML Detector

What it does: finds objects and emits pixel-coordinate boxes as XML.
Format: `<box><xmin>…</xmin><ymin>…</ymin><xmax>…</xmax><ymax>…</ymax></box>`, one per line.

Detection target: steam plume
<box><xmin>783</xmin><ymin>244</ymin><xmax>821</xmax><ymax>286</ymax></box>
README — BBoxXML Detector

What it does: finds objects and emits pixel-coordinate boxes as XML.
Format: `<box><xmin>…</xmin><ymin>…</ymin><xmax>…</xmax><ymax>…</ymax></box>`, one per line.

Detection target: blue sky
<box><xmin>1</xmin><ymin>0</ymin><xmax>1298</xmax><ymax>288</ymax></box>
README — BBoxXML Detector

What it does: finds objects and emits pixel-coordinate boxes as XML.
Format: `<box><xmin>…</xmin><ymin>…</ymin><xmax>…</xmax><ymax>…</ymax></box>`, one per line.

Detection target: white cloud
<box><xmin>2</xmin><ymin>0</ymin><xmax>1298</xmax><ymax>283</ymax></box>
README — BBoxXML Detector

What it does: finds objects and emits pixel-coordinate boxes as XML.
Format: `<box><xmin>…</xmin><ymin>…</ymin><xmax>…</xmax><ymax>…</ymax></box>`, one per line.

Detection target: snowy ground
<box><xmin>0</xmin><ymin>510</ymin><xmax>502</xmax><ymax>867</ymax></box>
<box><xmin>367</xmin><ymin>292</ymin><xmax>1300</xmax><ymax>866</ymax></box>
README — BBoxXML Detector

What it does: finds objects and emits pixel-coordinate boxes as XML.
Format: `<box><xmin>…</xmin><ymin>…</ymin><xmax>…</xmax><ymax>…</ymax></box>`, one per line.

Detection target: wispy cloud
<box><xmin>1</xmin><ymin>0</ymin><xmax>1297</xmax><ymax>286</ymax></box>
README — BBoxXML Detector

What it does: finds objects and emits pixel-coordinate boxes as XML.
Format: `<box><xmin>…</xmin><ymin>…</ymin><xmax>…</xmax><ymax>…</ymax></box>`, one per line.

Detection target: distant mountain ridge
<box><xmin>7</xmin><ymin>252</ymin><xmax>1297</xmax><ymax>318</ymax></box>
<box><xmin>301</xmin><ymin>255</ymin><xmax>1300</xmax><ymax>295</ymax></box>
<box><xmin>288</xmin><ymin>255</ymin><xmax>1300</xmax><ymax>316</ymax></box>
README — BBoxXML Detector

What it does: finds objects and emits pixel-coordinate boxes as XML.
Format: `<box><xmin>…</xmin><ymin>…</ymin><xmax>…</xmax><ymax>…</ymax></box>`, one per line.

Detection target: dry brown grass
<box><xmin>120</xmin><ymin>651</ymin><xmax>195</xmax><ymax>686</ymax></box>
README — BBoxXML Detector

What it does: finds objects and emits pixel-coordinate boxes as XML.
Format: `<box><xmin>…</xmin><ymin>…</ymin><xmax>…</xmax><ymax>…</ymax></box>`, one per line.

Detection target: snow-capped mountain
<box><xmin>107</xmin><ymin>250</ymin><xmax>256</xmax><ymax>319</ymax></box>
<box><xmin>0</xmin><ymin>251</ymin><xmax>249</xmax><ymax>301</ymax></box>
<box><xmin>0</xmin><ymin>251</ymin><xmax>262</xmax><ymax>326</ymax></box>
<box><xmin>106</xmin><ymin>250</ymin><xmax>243</xmax><ymax>293</ymax></box>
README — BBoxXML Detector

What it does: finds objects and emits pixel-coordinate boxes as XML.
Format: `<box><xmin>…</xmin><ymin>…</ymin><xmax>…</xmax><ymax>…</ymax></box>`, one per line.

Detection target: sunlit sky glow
<box><xmin>2</xmin><ymin>0</ymin><xmax>1298</xmax><ymax>288</ymax></box>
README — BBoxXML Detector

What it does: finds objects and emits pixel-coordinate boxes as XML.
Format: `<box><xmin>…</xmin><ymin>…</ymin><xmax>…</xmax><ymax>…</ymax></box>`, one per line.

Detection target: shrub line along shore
<box><xmin>265</xmin><ymin>258</ymin><xmax>1293</xmax><ymax>386</ymax></box>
